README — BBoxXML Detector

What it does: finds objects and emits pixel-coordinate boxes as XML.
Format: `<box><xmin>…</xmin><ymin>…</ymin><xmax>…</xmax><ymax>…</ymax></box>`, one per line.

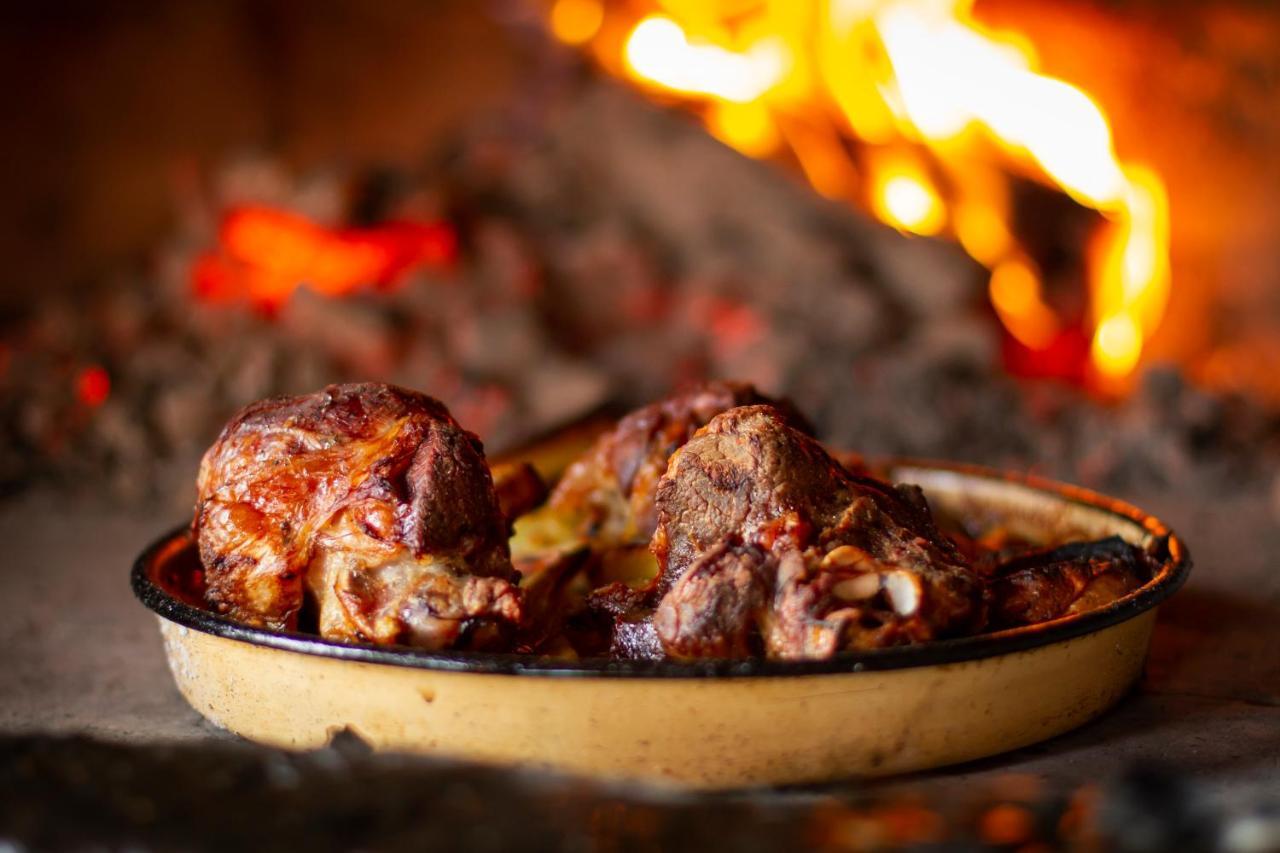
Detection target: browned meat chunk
<box><xmin>650</xmin><ymin>540</ymin><xmax>772</xmax><ymax>658</ymax></box>
<box><xmin>194</xmin><ymin>383</ymin><xmax>520</xmax><ymax>650</ymax></box>
<box><xmin>987</xmin><ymin>536</ymin><xmax>1151</xmax><ymax>628</ymax></box>
<box><xmin>546</xmin><ymin>381</ymin><xmax>808</xmax><ymax>549</ymax></box>
<box><xmin>194</xmin><ymin>381</ymin><xmax>1152</xmax><ymax>661</ymax></box>
<box><xmin>649</xmin><ymin>405</ymin><xmax>985</xmax><ymax>659</ymax></box>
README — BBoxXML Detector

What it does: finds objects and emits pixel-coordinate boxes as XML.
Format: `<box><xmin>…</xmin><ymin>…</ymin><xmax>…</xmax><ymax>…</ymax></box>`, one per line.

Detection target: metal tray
<box><xmin>133</xmin><ymin>461</ymin><xmax>1189</xmax><ymax>788</ymax></box>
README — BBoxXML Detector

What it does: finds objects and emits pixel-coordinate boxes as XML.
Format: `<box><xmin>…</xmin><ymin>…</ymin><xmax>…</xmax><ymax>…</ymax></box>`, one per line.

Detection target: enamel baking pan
<box><xmin>133</xmin><ymin>461</ymin><xmax>1189</xmax><ymax>789</ymax></box>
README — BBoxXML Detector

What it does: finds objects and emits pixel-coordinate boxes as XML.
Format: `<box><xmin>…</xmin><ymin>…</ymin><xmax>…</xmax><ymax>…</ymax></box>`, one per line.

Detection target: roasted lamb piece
<box><xmin>645</xmin><ymin>405</ymin><xmax>986</xmax><ymax>660</ymax></box>
<box><xmin>546</xmin><ymin>381</ymin><xmax>809</xmax><ymax>549</ymax></box>
<box><xmin>986</xmin><ymin>536</ymin><xmax>1152</xmax><ymax>628</ymax></box>
<box><xmin>193</xmin><ymin>381</ymin><xmax>1155</xmax><ymax>662</ymax></box>
<box><xmin>194</xmin><ymin>383</ymin><xmax>520</xmax><ymax>650</ymax></box>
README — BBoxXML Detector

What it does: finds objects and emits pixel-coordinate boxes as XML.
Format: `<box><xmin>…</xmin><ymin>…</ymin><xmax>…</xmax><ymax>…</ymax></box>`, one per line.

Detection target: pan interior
<box><xmin>134</xmin><ymin>462</ymin><xmax>1187</xmax><ymax>677</ymax></box>
<box><xmin>891</xmin><ymin>465</ymin><xmax>1155</xmax><ymax>548</ymax></box>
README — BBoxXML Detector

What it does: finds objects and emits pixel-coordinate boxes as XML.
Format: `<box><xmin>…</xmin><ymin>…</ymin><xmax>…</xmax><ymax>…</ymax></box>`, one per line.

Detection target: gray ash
<box><xmin>2</xmin><ymin>78</ymin><xmax>1278</xmax><ymax>507</ymax></box>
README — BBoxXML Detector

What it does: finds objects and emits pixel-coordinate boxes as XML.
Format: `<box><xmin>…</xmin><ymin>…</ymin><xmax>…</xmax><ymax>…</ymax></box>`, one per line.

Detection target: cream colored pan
<box><xmin>133</xmin><ymin>460</ymin><xmax>1189</xmax><ymax>789</ymax></box>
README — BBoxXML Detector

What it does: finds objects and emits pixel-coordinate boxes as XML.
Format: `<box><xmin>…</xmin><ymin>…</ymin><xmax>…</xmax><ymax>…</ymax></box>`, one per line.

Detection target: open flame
<box><xmin>547</xmin><ymin>0</ymin><xmax>1170</xmax><ymax>388</ymax></box>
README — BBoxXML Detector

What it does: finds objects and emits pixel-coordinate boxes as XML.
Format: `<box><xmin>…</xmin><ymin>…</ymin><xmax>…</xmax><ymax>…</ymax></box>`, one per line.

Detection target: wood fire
<box><xmin>543</xmin><ymin>0</ymin><xmax>1171</xmax><ymax>391</ymax></box>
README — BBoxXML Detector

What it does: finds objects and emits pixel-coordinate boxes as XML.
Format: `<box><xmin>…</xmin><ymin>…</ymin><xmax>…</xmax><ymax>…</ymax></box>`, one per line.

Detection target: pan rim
<box><xmin>132</xmin><ymin>459</ymin><xmax>1190</xmax><ymax>679</ymax></box>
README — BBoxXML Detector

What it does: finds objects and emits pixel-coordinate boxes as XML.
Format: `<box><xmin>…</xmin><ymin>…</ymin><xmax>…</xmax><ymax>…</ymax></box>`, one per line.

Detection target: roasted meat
<box><xmin>546</xmin><ymin>381</ymin><xmax>808</xmax><ymax>549</ymax></box>
<box><xmin>647</xmin><ymin>405</ymin><xmax>985</xmax><ymax>659</ymax></box>
<box><xmin>194</xmin><ymin>383</ymin><xmax>520</xmax><ymax>650</ymax></box>
<box><xmin>986</xmin><ymin>536</ymin><xmax>1152</xmax><ymax>628</ymax></box>
<box><xmin>193</xmin><ymin>381</ymin><xmax>1155</xmax><ymax>662</ymax></box>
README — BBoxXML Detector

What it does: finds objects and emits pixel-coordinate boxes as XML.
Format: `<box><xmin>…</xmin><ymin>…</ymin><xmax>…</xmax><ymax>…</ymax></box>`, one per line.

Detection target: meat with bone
<box><xmin>649</xmin><ymin>405</ymin><xmax>986</xmax><ymax>659</ymax></box>
<box><xmin>191</xmin><ymin>382</ymin><xmax>1156</xmax><ymax>661</ymax></box>
<box><xmin>546</xmin><ymin>381</ymin><xmax>809</xmax><ymax>549</ymax></box>
<box><xmin>194</xmin><ymin>383</ymin><xmax>520</xmax><ymax>650</ymax></box>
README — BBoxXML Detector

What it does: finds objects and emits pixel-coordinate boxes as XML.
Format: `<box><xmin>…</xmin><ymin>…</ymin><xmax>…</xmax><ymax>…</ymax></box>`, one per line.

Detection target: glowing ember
<box><xmin>547</xmin><ymin>0</ymin><xmax>1171</xmax><ymax>388</ymax></box>
<box><xmin>550</xmin><ymin>0</ymin><xmax>604</xmax><ymax>45</ymax></box>
<box><xmin>193</xmin><ymin>206</ymin><xmax>456</xmax><ymax>310</ymax></box>
<box><xmin>76</xmin><ymin>365</ymin><xmax>111</xmax><ymax>408</ymax></box>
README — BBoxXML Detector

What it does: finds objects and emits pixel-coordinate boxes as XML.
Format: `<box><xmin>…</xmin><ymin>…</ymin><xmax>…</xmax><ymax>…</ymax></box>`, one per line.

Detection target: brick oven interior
<box><xmin>1</xmin><ymin>1</ymin><xmax>1278</xmax><ymax>849</ymax></box>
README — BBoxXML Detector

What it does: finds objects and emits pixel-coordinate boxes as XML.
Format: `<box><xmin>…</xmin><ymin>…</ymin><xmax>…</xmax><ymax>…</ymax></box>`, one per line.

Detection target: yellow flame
<box><xmin>708</xmin><ymin>100</ymin><xmax>781</xmax><ymax>157</ymax></box>
<box><xmin>549</xmin><ymin>0</ymin><xmax>1171</xmax><ymax>384</ymax></box>
<box><xmin>870</xmin><ymin>157</ymin><xmax>945</xmax><ymax>236</ymax></box>
<box><xmin>1090</xmin><ymin>164</ymin><xmax>1170</xmax><ymax>378</ymax></box>
<box><xmin>623</xmin><ymin>15</ymin><xmax>790</xmax><ymax>103</ymax></box>
<box><xmin>1092</xmin><ymin>313</ymin><xmax>1142</xmax><ymax>378</ymax></box>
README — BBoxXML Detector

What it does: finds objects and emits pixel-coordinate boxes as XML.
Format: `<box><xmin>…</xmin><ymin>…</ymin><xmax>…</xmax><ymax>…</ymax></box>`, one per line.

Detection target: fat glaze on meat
<box><xmin>648</xmin><ymin>405</ymin><xmax>985</xmax><ymax>659</ymax></box>
<box><xmin>546</xmin><ymin>381</ymin><xmax>808</xmax><ymax>548</ymax></box>
<box><xmin>194</xmin><ymin>383</ymin><xmax>519</xmax><ymax>649</ymax></box>
<box><xmin>194</xmin><ymin>382</ymin><xmax>1155</xmax><ymax>661</ymax></box>
<box><xmin>986</xmin><ymin>536</ymin><xmax>1149</xmax><ymax>628</ymax></box>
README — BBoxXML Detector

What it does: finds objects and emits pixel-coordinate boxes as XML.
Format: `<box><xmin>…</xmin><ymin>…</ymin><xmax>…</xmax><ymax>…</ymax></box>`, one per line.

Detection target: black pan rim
<box><xmin>132</xmin><ymin>460</ymin><xmax>1192</xmax><ymax>679</ymax></box>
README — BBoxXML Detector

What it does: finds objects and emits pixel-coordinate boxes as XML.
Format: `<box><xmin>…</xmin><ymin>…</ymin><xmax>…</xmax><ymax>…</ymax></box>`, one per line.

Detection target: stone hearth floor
<box><xmin>1</xmin><ymin>483</ymin><xmax>1276</xmax><ymax>824</ymax></box>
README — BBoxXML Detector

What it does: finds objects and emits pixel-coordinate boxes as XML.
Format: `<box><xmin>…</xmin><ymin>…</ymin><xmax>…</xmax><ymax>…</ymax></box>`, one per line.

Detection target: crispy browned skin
<box><xmin>987</xmin><ymin>536</ymin><xmax>1150</xmax><ymax>628</ymax></box>
<box><xmin>649</xmin><ymin>405</ymin><xmax>985</xmax><ymax>660</ymax></box>
<box><xmin>547</xmin><ymin>381</ymin><xmax>808</xmax><ymax>549</ymax></box>
<box><xmin>194</xmin><ymin>383</ymin><xmax>519</xmax><ymax>650</ymax></box>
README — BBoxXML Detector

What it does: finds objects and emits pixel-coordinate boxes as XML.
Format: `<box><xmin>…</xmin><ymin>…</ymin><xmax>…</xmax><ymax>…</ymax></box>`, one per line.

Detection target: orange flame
<box><xmin>548</xmin><ymin>0</ymin><xmax>1170</xmax><ymax>387</ymax></box>
<box><xmin>193</xmin><ymin>206</ymin><xmax>456</xmax><ymax>311</ymax></box>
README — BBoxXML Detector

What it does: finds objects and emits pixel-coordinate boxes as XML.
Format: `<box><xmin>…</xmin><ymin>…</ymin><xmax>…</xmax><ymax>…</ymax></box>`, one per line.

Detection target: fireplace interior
<box><xmin>1</xmin><ymin>1</ymin><xmax>1279</xmax><ymax>849</ymax></box>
